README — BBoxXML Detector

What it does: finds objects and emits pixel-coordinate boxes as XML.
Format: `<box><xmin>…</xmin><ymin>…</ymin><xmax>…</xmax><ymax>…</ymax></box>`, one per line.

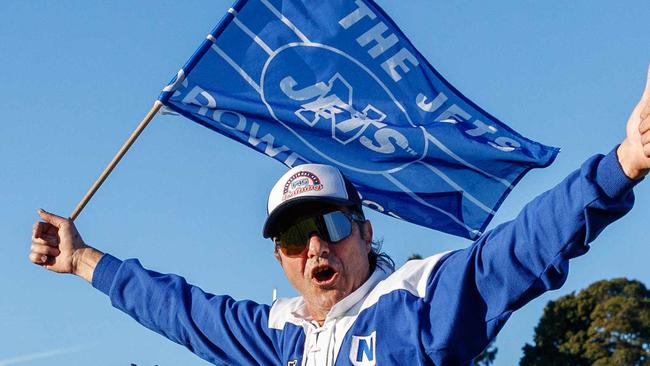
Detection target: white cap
<box><xmin>263</xmin><ymin>164</ymin><xmax>362</xmax><ymax>238</ymax></box>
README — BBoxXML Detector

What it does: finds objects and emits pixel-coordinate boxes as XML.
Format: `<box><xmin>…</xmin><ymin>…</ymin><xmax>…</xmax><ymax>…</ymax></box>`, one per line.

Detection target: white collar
<box><xmin>272</xmin><ymin>265</ymin><xmax>392</xmax><ymax>326</ymax></box>
<box><xmin>324</xmin><ymin>265</ymin><xmax>391</xmax><ymax>320</ymax></box>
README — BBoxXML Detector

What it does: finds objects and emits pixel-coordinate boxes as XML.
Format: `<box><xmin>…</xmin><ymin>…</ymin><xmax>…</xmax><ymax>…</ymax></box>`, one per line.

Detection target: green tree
<box><xmin>520</xmin><ymin>278</ymin><xmax>650</xmax><ymax>366</ymax></box>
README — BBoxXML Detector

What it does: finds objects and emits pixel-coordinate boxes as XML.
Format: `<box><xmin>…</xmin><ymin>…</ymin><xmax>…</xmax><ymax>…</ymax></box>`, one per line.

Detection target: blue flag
<box><xmin>158</xmin><ymin>0</ymin><xmax>559</xmax><ymax>239</ymax></box>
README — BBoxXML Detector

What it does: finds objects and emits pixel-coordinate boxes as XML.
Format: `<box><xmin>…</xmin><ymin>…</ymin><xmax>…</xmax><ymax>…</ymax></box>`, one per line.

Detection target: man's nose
<box><xmin>307</xmin><ymin>233</ymin><xmax>330</xmax><ymax>258</ymax></box>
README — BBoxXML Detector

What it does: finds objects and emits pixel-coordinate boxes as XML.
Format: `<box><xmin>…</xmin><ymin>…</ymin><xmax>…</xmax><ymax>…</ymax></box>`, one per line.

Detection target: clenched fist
<box><xmin>30</xmin><ymin>209</ymin><xmax>103</xmax><ymax>282</ymax></box>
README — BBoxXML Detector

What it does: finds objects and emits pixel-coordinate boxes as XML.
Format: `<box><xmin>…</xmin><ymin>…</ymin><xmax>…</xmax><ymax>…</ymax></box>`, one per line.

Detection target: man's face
<box><xmin>274</xmin><ymin>210</ymin><xmax>372</xmax><ymax>319</ymax></box>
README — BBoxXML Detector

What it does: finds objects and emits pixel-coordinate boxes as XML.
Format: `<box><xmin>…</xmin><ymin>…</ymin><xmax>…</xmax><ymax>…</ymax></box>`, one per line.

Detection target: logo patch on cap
<box><xmin>282</xmin><ymin>171</ymin><xmax>323</xmax><ymax>201</ymax></box>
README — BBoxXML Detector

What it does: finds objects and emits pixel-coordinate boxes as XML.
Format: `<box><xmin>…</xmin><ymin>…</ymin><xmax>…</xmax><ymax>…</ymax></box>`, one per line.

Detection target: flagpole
<box><xmin>69</xmin><ymin>100</ymin><xmax>164</xmax><ymax>221</ymax></box>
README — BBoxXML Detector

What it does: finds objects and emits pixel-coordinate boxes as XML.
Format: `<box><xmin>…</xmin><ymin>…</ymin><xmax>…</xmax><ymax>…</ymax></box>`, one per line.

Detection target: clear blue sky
<box><xmin>2</xmin><ymin>1</ymin><xmax>649</xmax><ymax>365</ymax></box>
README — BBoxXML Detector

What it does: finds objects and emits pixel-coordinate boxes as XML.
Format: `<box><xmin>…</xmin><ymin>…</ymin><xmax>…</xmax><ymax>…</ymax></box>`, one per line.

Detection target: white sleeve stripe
<box><xmin>360</xmin><ymin>251</ymin><xmax>452</xmax><ymax>312</ymax></box>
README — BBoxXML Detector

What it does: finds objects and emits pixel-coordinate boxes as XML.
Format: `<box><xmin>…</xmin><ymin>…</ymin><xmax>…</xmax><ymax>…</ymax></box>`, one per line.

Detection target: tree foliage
<box><xmin>520</xmin><ymin>278</ymin><xmax>650</xmax><ymax>366</ymax></box>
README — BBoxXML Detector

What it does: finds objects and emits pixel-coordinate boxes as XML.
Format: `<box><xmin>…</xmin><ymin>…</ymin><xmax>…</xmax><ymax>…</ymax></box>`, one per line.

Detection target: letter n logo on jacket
<box><xmin>349</xmin><ymin>331</ymin><xmax>376</xmax><ymax>366</ymax></box>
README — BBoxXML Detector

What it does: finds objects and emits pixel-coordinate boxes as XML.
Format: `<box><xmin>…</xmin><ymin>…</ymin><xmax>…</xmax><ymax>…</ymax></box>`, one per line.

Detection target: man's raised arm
<box><xmin>29</xmin><ymin>210</ymin><xmax>281</xmax><ymax>365</ymax></box>
<box><xmin>423</xmin><ymin>65</ymin><xmax>650</xmax><ymax>364</ymax></box>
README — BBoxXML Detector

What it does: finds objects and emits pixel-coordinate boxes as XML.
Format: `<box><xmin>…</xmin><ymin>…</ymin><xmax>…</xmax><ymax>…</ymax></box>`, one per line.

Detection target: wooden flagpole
<box><xmin>70</xmin><ymin>100</ymin><xmax>164</xmax><ymax>221</ymax></box>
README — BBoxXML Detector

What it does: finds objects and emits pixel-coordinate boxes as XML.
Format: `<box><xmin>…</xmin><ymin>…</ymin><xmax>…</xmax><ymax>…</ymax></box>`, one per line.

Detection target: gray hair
<box><xmin>348</xmin><ymin>207</ymin><xmax>394</xmax><ymax>272</ymax></box>
<box><xmin>368</xmin><ymin>238</ymin><xmax>395</xmax><ymax>272</ymax></box>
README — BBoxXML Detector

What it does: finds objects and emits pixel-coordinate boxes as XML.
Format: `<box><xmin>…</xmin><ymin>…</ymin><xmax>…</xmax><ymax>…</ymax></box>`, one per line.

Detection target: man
<box><xmin>30</xmin><ymin>68</ymin><xmax>650</xmax><ymax>365</ymax></box>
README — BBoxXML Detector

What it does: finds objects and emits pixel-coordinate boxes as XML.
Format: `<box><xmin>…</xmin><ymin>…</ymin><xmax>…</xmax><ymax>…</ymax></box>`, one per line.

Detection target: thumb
<box><xmin>37</xmin><ymin>209</ymin><xmax>69</xmax><ymax>228</ymax></box>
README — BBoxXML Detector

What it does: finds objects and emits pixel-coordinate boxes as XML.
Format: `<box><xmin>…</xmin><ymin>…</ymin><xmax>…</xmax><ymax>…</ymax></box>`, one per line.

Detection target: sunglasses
<box><xmin>273</xmin><ymin>210</ymin><xmax>364</xmax><ymax>256</ymax></box>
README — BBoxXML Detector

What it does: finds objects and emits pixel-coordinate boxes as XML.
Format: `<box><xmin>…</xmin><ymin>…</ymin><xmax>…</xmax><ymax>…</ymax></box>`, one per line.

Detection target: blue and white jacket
<box><xmin>92</xmin><ymin>149</ymin><xmax>639</xmax><ymax>365</ymax></box>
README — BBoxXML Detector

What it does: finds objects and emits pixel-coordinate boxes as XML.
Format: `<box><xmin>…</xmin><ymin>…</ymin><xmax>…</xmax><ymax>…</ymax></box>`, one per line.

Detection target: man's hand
<box><xmin>618</xmin><ymin>65</ymin><xmax>650</xmax><ymax>180</ymax></box>
<box><xmin>30</xmin><ymin>209</ymin><xmax>103</xmax><ymax>283</ymax></box>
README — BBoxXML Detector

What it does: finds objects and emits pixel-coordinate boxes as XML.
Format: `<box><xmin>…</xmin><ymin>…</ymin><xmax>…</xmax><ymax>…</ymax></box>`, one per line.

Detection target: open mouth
<box><xmin>311</xmin><ymin>265</ymin><xmax>338</xmax><ymax>286</ymax></box>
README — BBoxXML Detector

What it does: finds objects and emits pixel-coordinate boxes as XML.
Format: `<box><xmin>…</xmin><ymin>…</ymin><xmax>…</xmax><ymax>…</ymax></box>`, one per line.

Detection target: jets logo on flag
<box><xmin>159</xmin><ymin>0</ymin><xmax>558</xmax><ymax>239</ymax></box>
<box><xmin>276</xmin><ymin>71</ymin><xmax>422</xmax><ymax>160</ymax></box>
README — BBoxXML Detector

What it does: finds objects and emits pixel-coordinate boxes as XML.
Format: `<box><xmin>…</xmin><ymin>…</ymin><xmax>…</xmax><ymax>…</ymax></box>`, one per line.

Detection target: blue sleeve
<box><xmin>423</xmin><ymin>147</ymin><xmax>641</xmax><ymax>364</ymax></box>
<box><xmin>92</xmin><ymin>255</ymin><xmax>281</xmax><ymax>366</ymax></box>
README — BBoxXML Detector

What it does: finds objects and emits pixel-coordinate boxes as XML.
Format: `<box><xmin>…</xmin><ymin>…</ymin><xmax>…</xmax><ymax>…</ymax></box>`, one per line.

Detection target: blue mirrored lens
<box><xmin>323</xmin><ymin>211</ymin><xmax>353</xmax><ymax>242</ymax></box>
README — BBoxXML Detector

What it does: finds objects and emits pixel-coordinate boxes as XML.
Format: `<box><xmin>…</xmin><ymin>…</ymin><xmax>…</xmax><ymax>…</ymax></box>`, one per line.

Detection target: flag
<box><xmin>158</xmin><ymin>0</ymin><xmax>559</xmax><ymax>239</ymax></box>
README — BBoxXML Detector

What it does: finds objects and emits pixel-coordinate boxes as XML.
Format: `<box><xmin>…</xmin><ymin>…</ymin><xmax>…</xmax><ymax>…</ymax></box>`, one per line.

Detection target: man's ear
<box><xmin>274</xmin><ymin>248</ymin><xmax>283</xmax><ymax>265</ymax></box>
<box><xmin>362</xmin><ymin>220</ymin><xmax>373</xmax><ymax>249</ymax></box>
